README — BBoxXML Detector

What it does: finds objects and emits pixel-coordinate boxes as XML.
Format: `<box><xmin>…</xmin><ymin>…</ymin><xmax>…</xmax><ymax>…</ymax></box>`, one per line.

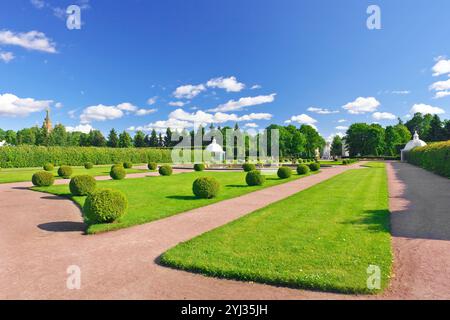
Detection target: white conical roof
<box><xmin>403</xmin><ymin>131</ymin><xmax>427</xmax><ymax>151</ymax></box>
<box><xmin>205</xmin><ymin>138</ymin><xmax>224</xmax><ymax>153</ymax></box>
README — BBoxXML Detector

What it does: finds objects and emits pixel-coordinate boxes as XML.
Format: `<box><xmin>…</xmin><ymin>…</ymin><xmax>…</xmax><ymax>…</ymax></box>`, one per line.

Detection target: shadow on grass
<box><xmin>225</xmin><ymin>184</ymin><xmax>249</xmax><ymax>188</ymax></box>
<box><xmin>341</xmin><ymin>209</ymin><xmax>390</xmax><ymax>233</ymax></box>
<box><xmin>38</xmin><ymin>221</ymin><xmax>86</xmax><ymax>233</ymax></box>
<box><xmin>166</xmin><ymin>195</ymin><xmax>199</xmax><ymax>201</ymax></box>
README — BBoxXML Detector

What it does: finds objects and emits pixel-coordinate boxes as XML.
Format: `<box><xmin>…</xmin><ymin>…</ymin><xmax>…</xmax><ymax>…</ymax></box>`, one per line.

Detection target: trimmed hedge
<box><xmin>277</xmin><ymin>166</ymin><xmax>292</xmax><ymax>179</ymax></box>
<box><xmin>69</xmin><ymin>175</ymin><xmax>97</xmax><ymax>196</ymax></box>
<box><xmin>308</xmin><ymin>163</ymin><xmax>321</xmax><ymax>171</ymax></box>
<box><xmin>242</xmin><ymin>163</ymin><xmax>256</xmax><ymax>172</ymax></box>
<box><xmin>246</xmin><ymin>170</ymin><xmax>265</xmax><ymax>186</ymax></box>
<box><xmin>58</xmin><ymin>166</ymin><xmax>73</xmax><ymax>179</ymax></box>
<box><xmin>110</xmin><ymin>166</ymin><xmax>126</xmax><ymax>180</ymax></box>
<box><xmin>83</xmin><ymin>188</ymin><xmax>128</xmax><ymax>224</ymax></box>
<box><xmin>148</xmin><ymin>162</ymin><xmax>158</xmax><ymax>170</ymax></box>
<box><xmin>407</xmin><ymin>141</ymin><xmax>450</xmax><ymax>178</ymax></box>
<box><xmin>84</xmin><ymin>162</ymin><xmax>94</xmax><ymax>169</ymax></box>
<box><xmin>159</xmin><ymin>165</ymin><xmax>173</xmax><ymax>176</ymax></box>
<box><xmin>297</xmin><ymin>164</ymin><xmax>310</xmax><ymax>175</ymax></box>
<box><xmin>192</xmin><ymin>177</ymin><xmax>220</xmax><ymax>198</ymax></box>
<box><xmin>0</xmin><ymin>146</ymin><xmax>172</xmax><ymax>168</ymax></box>
<box><xmin>123</xmin><ymin>161</ymin><xmax>133</xmax><ymax>169</ymax></box>
<box><xmin>32</xmin><ymin>171</ymin><xmax>55</xmax><ymax>186</ymax></box>
<box><xmin>194</xmin><ymin>163</ymin><xmax>205</xmax><ymax>171</ymax></box>
<box><xmin>43</xmin><ymin>163</ymin><xmax>54</xmax><ymax>171</ymax></box>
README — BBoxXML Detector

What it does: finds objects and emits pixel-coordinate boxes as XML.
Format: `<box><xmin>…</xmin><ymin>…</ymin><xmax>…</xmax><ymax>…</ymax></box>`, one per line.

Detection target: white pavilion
<box><xmin>401</xmin><ymin>131</ymin><xmax>427</xmax><ymax>162</ymax></box>
<box><xmin>205</xmin><ymin>138</ymin><xmax>225</xmax><ymax>163</ymax></box>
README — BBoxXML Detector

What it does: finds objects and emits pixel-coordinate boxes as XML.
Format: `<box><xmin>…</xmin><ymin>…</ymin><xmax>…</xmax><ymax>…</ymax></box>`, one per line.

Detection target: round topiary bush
<box><xmin>242</xmin><ymin>163</ymin><xmax>256</xmax><ymax>172</ymax></box>
<box><xmin>123</xmin><ymin>161</ymin><xmax>133</xmax><ymax>169</ymax></box>
<box><xmin>297</xmin><ymin>164</ymin><xmax>310</xmax><ymax>175</ymax></box>
<box><xmin>309</xmin><ymin>162</ymin><xmax>321</xmax><ymax>171</ymax></box>
<box><xmin>32</xmin><ymin>171</ymin><xmax>55</xmax><ymax>187</ymax></box>
<box><xmin>110</xmin><ymin>166</ymin><xmax>126</xmax><ymax>180</ymax></box>
<box><xmin>159</xmin><ymin>165</ymin><xmax>173</xmax><ymax>176</ymax></box>
<box><xmin>83</xmin><ymin>188</ymin><xmax>128</xmax><ymax>224</ymax></box>
<box><xmin>84</xmin><ymin>162</ymin><xmax>94</xmax><ymax>169</ymax></box>
<box><xmin>111</xmin><ymin>163</ymin><xmax>123</xmax><ymax>170</ymax></box>
<box><xmin>192</xmin><ymin>177</ymin><xmax>220</xmax><ymax>199</ymax></box>
<box><xmin>43</xmin><ymin>163</ymin><xmax>54</xmax><ymax>171</ymax></box>
<box><xmin>277</xmin><ymin>166</ymin><xmax>292</xmax><ymax>179</ymax></box>
<box><xmin>69</xmin><ymin>175</ymin><xmax>97</xmax><ymax>196</ymax></box>
<box><xmin>246</xmin><ymin>170</ymin><xmax>265</xmax><ymax>186</ymax></box>
<box><xmin>194</xmin><ymin>163</ymin><xmax>205</xmax><ymax>171</ymax></box>
<box><xmin>148</xmin><ymin>162</ymin><xmax>158</xmax><ymax>170</ymax></box>
<box><xmin>58</xmin><ymin>166</ymin><xmax>73</xmax><ymax>179</ymax></box>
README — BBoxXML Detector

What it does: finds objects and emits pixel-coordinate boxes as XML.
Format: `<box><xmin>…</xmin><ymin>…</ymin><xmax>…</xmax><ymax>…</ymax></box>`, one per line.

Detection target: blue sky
<box><xmin>1</xmin><ymin>0</ymin><xmax>450</xmax><ymax>140</ymax></box>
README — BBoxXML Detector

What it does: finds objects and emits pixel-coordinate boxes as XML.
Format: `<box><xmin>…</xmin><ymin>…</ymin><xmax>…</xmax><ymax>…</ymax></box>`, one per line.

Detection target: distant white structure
<box><xmin>341</xmin><ymin>138</ymin><xmax>350</xmax><ymax>157</ymax></box>
<box><xmin>205</xmin><ymin>138</ymin><xmax>225</xmax><ymax>162</ymax></box>
<box><xmin>322</xmin><ymin>142</ymin><xmax>332</xmax><ymax>160</ymax></box>
<box><xmin>401</xmin><ymin>131</ymin><xmax>427</xmax><ymax>162</ymax></box>
<box><xmin>0</xmin><ymin>140</ymin><xmax>7</xmax><ymax>147</ymax></box>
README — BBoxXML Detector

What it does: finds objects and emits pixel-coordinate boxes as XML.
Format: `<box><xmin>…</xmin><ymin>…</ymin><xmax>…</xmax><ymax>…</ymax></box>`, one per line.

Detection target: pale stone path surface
<box><xmin>0</xmin><ymin>165</ymin><xmax>358</xmax><ymax>299</ymax></box>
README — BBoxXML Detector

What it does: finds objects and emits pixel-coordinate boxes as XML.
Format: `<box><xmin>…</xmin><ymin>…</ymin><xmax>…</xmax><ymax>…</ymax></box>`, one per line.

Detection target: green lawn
<box><xmin>161</xmin><ymin>162</ymin><xmax>392</xmax><ymax>294</ymax></box>
<box><xmin>0</xmin><ymin>165</ymin><xmax>147</xmax><ymax>184</ymax></box>
<box><xmin>34</xmin><ymin>170</ymin><xmax>316</xmax><ymax>234</ymax></box>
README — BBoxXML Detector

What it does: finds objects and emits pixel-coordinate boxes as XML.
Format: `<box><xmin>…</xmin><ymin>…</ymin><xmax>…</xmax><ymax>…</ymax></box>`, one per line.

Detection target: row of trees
<box><xmin>331</xmin><ymin>113</ymin><xmax>450</xmax><ymax>157</ymax></box>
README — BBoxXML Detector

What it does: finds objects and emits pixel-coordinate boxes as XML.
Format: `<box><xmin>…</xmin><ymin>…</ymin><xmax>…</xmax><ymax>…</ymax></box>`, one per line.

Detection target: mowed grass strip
<box><xmin>161</xmin><ymin>163</ymin><xmax>392</xmax><ymax>294</ymax></box>
<box><xmin>34</xmin><ymin>170</ymin><xmax>316</xmax><ymax>234</ymax></box>
<box><xmin>0</xmin><ymin>165</ymin><xmax>147</xmax><ymax>184</ymax></box>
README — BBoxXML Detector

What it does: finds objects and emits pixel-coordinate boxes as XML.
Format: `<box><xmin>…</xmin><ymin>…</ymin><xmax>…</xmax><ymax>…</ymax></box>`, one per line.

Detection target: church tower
<box><xmin>43</xmin><ymin>108</ymin><xmax>52</xmax><ymax>133</ymax></box>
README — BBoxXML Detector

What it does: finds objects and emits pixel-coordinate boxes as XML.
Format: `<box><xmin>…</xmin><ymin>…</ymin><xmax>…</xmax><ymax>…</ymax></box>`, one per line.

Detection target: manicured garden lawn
<box><xmin>34</xmin><ymin>170</ymin><xmax>315</xmax><ymax>234</ymax></box>
<box><xmin>0</xmin><ymin>165</ymin><xmax>147</xmax><ymax>184</ymax></box>
<box><xmin>161</xmin><ymin>163</ymin><xmax>392</xmax><ymax>294</ymax></box>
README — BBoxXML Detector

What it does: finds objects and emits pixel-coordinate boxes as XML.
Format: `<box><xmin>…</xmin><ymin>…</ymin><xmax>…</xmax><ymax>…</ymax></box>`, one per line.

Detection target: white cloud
<box><xmin>54</xmin><ymin>102</ymin><xmax>63</xmax><ymax>108</ymax></box>
<box><xmin>432</xmin><ymin>59</ymin><xmax>450</xmax><ymax>76</ymax></box>
<box><xmin>244</xmin><ymin>122</ymin><xmax>258</xmax><ymax>128</ymax></box>
<box><xmin>80</xmin><ymin>105</ymin><xmax>124</xmax><ymax>123</ymax></box>
<box><xmin>66</xmin><ymin>124</ymin><xmax>94</xmax><ymax>134</ymax></box>
<box><xmin>30</xmin><ymin>0</ymin><xmax>46</xmax><ymax>9</ymax></box>
<box><xmin>0</xmin><ymin>51</ymin><xmax>14</xmax><ymax>63</ymax></box>
<box><xmin>251</xmin><ymin>84</ymin><xmax>261</xmax><ymax>90</ymax></box>
<box><xmin>208</xmin><ymin>93</ymin><xmax>276</xmax><ymax>112</ymax></box>
<box><xmin>68</xmin><ymin>110</ymin><xmax>77</xmax><ymax>119</ymax></box>
<box><xmin>0</xmin><ymin>93</ymin><xmax>52</xmax><ymax>117</ymax></box>
<box><xmin>337</xmin><ymin>119</ymin><xmax>347</xmax><ymax>123</ymax></box>
<box><xmin>307</xmin><ymin>107</ymin><xmax>339</xmax><ymax>114</ymax></box>
<box><xmin>372</xmin><ymin>112</ymin><xmax>396</xmax><ymax>120</ymax></box>
<box><xmin>116</xmin><ymin>102</ymin><xmax>138</xmax><ymax>112</ymax></box>
<box><xmin>147</xmin><ymin>96</ymin><xmax>157</xmax><ymax>105</ymax></box>
<box><xmin>135</xmin><ymin>108</ymin><xmax>157</xmax><ymax>116</ymax></box>
<box><xmin>342</xmin><ymin>97</ymin><xmax>380</xmax><ymax>114</ymax></box>
<box><xmin>335</xmin><ymin>126</ymin><xmax>349</xmax><ymax>130</ymax></box>
<box><xmin>168</xmin><ymin>101</ymin><xmax>186</xmax><ymax>107</ymax></box>
<box><xmin>410</xmin><ymin>103</ymin><xmax>445</xmax><ymax>115</ymax></box>
<box><xmin>434</xmin><ymin>91</ymin><xmax>450</xmax><ymax>99</ymax></box>
<box><xmin>391</xmin><ymin>90</ymin><xmax>410</xmax><ymax>95</ymax></box>
<box><xmin>326</xmin><ymin>132</ymin><xmax>345</xmax><ymax>142</ymax></box>
<box><xmin>0</xmin><ymin>30</ymin><xmax>56</xmax><ymax>53</ymax></box>
<box><xmin>173</xmin><ymin>84</ymin><xmax>206</xmax><ymax>99</ymax></box>
<box><xmin>206</xmin><ymin>76</ymin><xmax>245</xmax><ymax>92</ymax></box>
<box><xmin>285</xmin><ymin>114</ymin><xmax>317</xmax><ymax>130</ymax></box>
<box><xmin>429</xmin><ymin>78</ymin><xmax>450</xmax><ymax>91</ymax></box>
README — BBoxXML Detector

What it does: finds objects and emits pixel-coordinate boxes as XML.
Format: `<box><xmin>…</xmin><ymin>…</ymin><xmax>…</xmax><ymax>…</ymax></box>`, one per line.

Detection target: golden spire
<box><xmin>43</xmin><ymin>108</ymin><xmax>52</xmax><ymax>133</ymax></box>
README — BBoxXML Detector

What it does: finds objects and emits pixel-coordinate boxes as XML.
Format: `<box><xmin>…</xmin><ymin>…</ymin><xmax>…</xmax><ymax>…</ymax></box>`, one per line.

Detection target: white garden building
<box><xmin>205</xmin><ymin>138</ymin><xmax>225</xmax><ymax>163</ymax></box>
<box><xmin>401</xmin><ymin>131</ymin><xmax>427</xmax><ymax>162</ymax></box>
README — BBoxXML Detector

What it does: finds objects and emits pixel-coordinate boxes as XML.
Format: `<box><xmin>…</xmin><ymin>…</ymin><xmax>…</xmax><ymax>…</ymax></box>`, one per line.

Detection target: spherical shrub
<box><xmin>297</xmin><ymin>164</ymin><xmax>310</xmax><ymax>175</ymax></box>
<box><xmin>277</xmin><ymin>166</ymin><xmax>292</xmax><ymax>179</ymax></box>
<box><xmin>309</xmin><ymin>162</ymin><xmax>320</xmax><ymax>171</ymax></box>
<box><xmin>43</xmin><ymin>163</ymin><xmax>54</xmax><ymax>171</ymax></box>
<box><xmin>159</xmin><ymin>165</ymin><xmax>173</xmax><ymax>176</ymax></box>
<box><xmin>194</xmin><ymin>163</ymin><xmax>205</xmax><ymax>171</ymax></box>
<box><xmin>69</xmin><ymin>175</ymin><xmax>97</xmax><ymax>196</ymax></box>
<box><xmin>192</xmin><ymin>177</ymin><xmax>220</xmax><ymax>199</ymax></box>
<box><xmin>110</xmin><ymin>166</ymin><xmax>126</xmax><ymax>180</ymax></box>
<box><xmin>242</xmin><ymin>163</ymin><xmax>256</xmax><ymax>172</ymax></box>
<box><xmin>123</xmin><ymin>161</ymin><xmax>133</xmax><ymax>169</ymax></box>
<box><xmin>148</xmin><ymin>162</ymin><xmax>158</xmax><ymax>170</ymax></box>
<box><xmin>32</xmin><ymin>171</ymin><xmax>55</xmax><ymax>187</ymax></box>
<box><xmin>246</xmin><ymin>170</ymin><xmax>265</xmax><ymax>186</ymax></box>
<box><xmin>111</xmin><ymin>163</ymin><xmax>123</xmax><ymax>170</ymax></box>
<box><xmin>84</xmin><ymin>162</ymin><xmax>94</xmax><ymax>169</ymax></box>
<box><xmin>58</xmin><ymin>166</ymin><xmax>73</xmax><ymax>179</ymax></box>
<box><xmin>83</xmin><ymin>188</ymin><xmax>128</xmax><ymax>224</ymax></box>
<box><xmin>342</xmin><ymin>160</ymin><xmax>348</xmax><ymax>165</ymax></box>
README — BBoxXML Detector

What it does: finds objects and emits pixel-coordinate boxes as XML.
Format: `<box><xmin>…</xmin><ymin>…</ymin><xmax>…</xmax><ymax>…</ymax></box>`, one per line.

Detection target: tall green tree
<box><xmin>428</xmin><ymin>114</ymin><xmax>445</xmax><ymax>141</ymax></box>
<box><xmin>331</xmin><ymin>135</ymin><xmax>343</xmax><ymax>157</ymax></box>
<box><xmin>89</xmin><ymin>130</ymin><xmax>107</xmax><ymax>147</ymax></box>
<box><xmin>298</xmin><ymin>124</ymin><xmax>324</xmax><ymax>158</ymax></box>
<box><xmin>164</xmin><ymin>128</ymin><xmax>173</xmax><ymax>147</ymax></box>
<box><xmin>49</xmin><ymin>124</ymin><xmax>68</xmax><ymax>146</ymax></box>
<box><xmin>107</xmin><ymin>129</ymin><xmax>119</xmax><ymax>148</ymax></box>
<box><xmin>118</xmin><ymin>131</ymin><xmax>133</xmax><ymax>148</ymax></box>
<box><xmin>147</xmin><ymin>129</ymin><xmax>158</xmax><ymax>147</ymax></box>
<box><xmin>133</xmin><ymin>130</ymin><xmax>146</xmax><ymax>147</ymax></box>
